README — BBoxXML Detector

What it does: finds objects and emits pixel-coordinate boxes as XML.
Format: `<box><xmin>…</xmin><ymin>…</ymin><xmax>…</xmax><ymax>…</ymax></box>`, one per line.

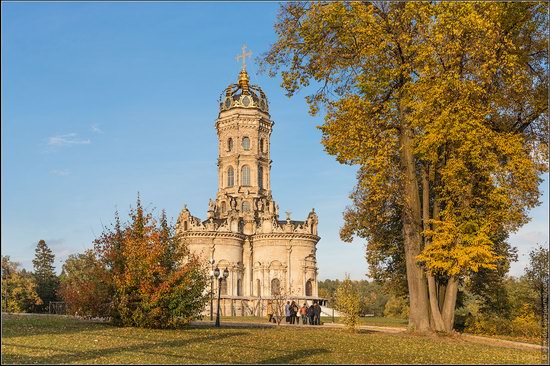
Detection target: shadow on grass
<box><xmin>258</xmin><ymin>348</ymin><xmax>330</xmax><ymax>364</ymax></box>
<box><xmin>3</xmin><ymin>331</ymin><xmax>247</xmax><ymax>364</ymax></box>
<box><xmin>2</xmin><ymin>314</ymin><xmax>108</xmax><ymax>338</ymax></box>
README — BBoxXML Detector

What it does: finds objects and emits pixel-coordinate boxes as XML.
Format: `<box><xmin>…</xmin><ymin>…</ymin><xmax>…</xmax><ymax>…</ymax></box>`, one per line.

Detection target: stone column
<box><xmin>302</xmin><ymin>264</ymin><xmax>306</xmax><ymax>297</ymax></box>
<box><xmin>229</xmin><ymin>264</ymin><xmax>235</xmax><ymax>296</ymax></box>
<box><xmin>314</xmin><ymin>267</ymin><xmax>319</xmax><ymax>297</ymax></box>
<box><xmin>261</xmin><ymin>265</ymin><xmax>266</xmax><ymax>297</ymax></box>
<box><xmin>243</xmin><ymin>241</ymin><xmax>250</xmax><ymax>296</ymax></box>
<box><xmin>249</xmin><ymin>243</ymin><xmax>254</xmax><ymax>296</ymax></box>
<box><xmin>287</xmin><ymin>247</ymin><xmax>292</xmax><ymax>294</ymax></box>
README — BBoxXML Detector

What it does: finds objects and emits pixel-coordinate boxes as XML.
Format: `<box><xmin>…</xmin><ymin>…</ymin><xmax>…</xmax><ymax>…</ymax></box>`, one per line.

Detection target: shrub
<box><xmin>335</xmin><ymin>275</ymin><xmax>360</xmax><ymax>330</ymax></box>
<box><xmin>465</xmin><ymin>314</ymin><xmax>542</xmax><ymax>339</ymax></box>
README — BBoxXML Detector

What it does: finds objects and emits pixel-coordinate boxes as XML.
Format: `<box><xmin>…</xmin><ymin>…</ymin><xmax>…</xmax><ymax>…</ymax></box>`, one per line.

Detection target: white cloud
<box><xmin>48</xmin><ymin>133</ymin><xmax>91</xmax><ymax>146</ymax></box>
<box><xmin>91</xmin><ymin>124</ymin><xmax>103</xmax><ymax>134</ymax></box>
<box><xmin>50</xmin><ymin>169</ymin><xmax>70</xmax><ymax>176</ymax></box>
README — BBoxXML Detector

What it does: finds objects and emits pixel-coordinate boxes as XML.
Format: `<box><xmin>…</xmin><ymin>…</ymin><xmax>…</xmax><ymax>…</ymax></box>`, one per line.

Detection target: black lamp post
<box><xmin>215</xmin><ymin>266</ymin><xmax>229</xmax><ymax>328</ymax></box>
<box><xmin>209</xmin><ymin>258</ymin><xmax>215</xmax><ymax>321</ymax></box>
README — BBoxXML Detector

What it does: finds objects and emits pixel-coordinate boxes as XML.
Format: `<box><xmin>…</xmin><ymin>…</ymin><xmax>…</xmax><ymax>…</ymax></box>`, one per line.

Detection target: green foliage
<box><xmin>319</xmin><ymin>279</ymin><xmax>389</xmax><ymax>316</ymax></box>
<box><xmin>384</xmin><ymin>295</ymin><xmax>409</xmax><ymax>319</ymax></box>
<box><xmin>524</xmin><ymin>245</ymin><xmax>549</xmax><ymax>319</ymax></box>
<box><xmin>2</xmin><ymin>256</ymin><xmax>42</xmax><ymax>313</ymax></box>
<box><xmin>93</xmin><ymin>195</ymin><xmax>209</xmax><ymax>328</ymax></box>
<box><xmin>32</xmin><ymin>240</ymin><xmax>60</xmax><ymax>311</ymax></box>
<box><xmin>335</xmin><ymin>275</ymin><xmax>360</xmax><ymax>330</ymax></box>
<box><xmin>457</xmin><ymin>274</ymin><xmax>545</xmax><ymax>341</ymax></box>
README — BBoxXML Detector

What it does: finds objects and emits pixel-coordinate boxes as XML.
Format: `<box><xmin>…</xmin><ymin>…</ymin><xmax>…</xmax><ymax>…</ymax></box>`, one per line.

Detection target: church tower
<box><xmin>210</xmin><ymin>47</ymin><xmax>279</xmax><ymax>235</ymax></box>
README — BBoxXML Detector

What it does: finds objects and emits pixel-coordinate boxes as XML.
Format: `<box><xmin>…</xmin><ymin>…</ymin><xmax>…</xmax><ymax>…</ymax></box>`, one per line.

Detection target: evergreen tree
<box><xmin>32</xmin><ymin>240</ymin><xmax>59</xmax><ymax>312</ymax></box>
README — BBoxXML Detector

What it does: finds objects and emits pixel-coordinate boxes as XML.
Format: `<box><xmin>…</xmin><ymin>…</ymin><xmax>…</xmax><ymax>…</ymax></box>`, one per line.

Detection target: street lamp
<box><xmin>215</xmin><ymin>266</ymin><xmax>229</xmax><ymax>327</ymax></box>
<box><xmin>209</xmin><ymin>257</ymin><xmax>215</xmax><ymax>321</ymax></box>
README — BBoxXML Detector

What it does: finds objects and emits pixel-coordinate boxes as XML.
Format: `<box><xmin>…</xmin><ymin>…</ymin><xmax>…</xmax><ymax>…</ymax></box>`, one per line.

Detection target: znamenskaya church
<box><xmin>176</xmin><ymin>47</ymin><xmax>322</xmax><ymax>316</ymax></box>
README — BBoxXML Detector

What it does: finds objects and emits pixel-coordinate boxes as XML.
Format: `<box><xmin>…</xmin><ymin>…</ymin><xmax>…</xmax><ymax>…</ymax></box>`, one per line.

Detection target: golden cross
<box><xmin>235</xmin><ymin>44</ymin><xmax>252</xmax><ymax>70</ymax></box>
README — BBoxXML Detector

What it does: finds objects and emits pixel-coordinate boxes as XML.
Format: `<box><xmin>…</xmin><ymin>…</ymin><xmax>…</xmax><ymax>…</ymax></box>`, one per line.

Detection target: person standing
<box><xmin>300</xmin><ymin>303</ymin><xmax>308</xmax><ymax>325</ymax></box>
<box><xmin>289</xmin><ymin>301</ymin><xmax>297</xmax><ymax>324</ymax></box>
<box><xmin>314</xmin><ymin>302</ymin><xmax>322</xmax><ymax>325</ymax></box>
<box><xmin>307</xmin><ymin>302</ymin><xmax>315</xmax><ymax>325</ymax></box>
<box><xmin>285</xmin><ymin>301</ymin><xmax>290</xmax><ymax>323</ymax></box>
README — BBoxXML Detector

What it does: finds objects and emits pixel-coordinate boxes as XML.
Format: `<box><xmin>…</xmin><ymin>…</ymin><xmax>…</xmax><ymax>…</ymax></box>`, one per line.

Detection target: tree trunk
<box><xmin>441</xmin><ymin>276</ymin><xmax>458</xmax><ymax>332</ymax></box>
<box><xmin>427</xmin><ymin>274</ymin><xmax>446</xmax><ymax>332</ymax></box>
<box><xmin>399</xmin><ymin>124</ymin><xmax>430</xmax><ymax>332</ymax></box>
<box><xmin>437</xmin><ymin>282</ymin><xmax>447</xmax><ymax>312</ymax></box>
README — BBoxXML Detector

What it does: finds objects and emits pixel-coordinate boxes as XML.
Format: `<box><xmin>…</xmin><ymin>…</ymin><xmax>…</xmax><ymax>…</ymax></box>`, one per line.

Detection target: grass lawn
<box><xmin>1</xmin><ymin>314</ymin><xmax>544</xmax><ymax>364</ymax></box>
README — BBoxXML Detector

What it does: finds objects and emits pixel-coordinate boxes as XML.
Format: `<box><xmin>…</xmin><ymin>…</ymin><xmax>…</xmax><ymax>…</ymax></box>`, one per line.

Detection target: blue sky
<box><xmin>1</xmin><ymin>2</ymin><xmax>548</xmax><ymax>280</ymax></box>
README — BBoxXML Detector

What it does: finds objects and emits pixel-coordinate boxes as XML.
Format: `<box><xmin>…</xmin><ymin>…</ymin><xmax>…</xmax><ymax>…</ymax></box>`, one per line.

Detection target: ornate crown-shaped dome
<box><xmin>219</xmin><ymin>69</ymin><xmax>269</xmax><ymax>113</ymax></box>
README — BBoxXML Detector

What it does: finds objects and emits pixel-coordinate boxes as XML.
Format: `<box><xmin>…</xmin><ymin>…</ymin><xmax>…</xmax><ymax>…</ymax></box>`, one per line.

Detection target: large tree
<box><xmin>32</xmin><ymin>240</ymin><xmax>59</xmax><ymax>311</ymax></box>
<box><xmin>262</xmin><ymin>2</ymin><xmax>548</xmax><ymax>332</ymax></box>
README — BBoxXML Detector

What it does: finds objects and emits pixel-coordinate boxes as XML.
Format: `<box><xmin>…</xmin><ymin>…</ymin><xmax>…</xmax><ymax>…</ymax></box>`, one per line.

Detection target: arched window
<box><xmin>242</xmin><ymin>201</ymin><xmax>251</xmax><ymax>212</ymax></box>
<box><xmin>221</xmin><ymin>278</ymin><xmax>228</xmax><ymax>295</ymax></box>
<box><xmin>306</xmin><ymin>279</ymin><xmax>313</xmax><ymax>296</ymax></box>
<box><xmin>227</xmin><ymin>138</ymin><xmax>233</xmax><ymax>152</ymax></box>
<box><xmin>271</xmin><ymin>278</ymin><xmax>280</xmax><ymax>295</ymax></box>
<box><xmin>242</xmin><ymin>137</ymin><xmax>250</xmax><ymax>151</ymax></box>
<box><xmin>256</xmin><ymin>279</ymin><xmax>261</xmax><ymax>296</ymax></box>
<box><xmin>221</xmin><ymin>201</ymin><xmax>227</xmax><ymax>213</ymax></box>
<box><xmin>237</xmin><ymin>279</ymin><xmax>242</xmax><ymax>296</ymax></box>
<box><xmin>258</xmin><ymin>166</ymin><xmax>263</xmax><ymax>189</ymax></box>
<box><xmin>241</xmin><ymin>165</ymin><xmax>250</xmax><ymax>186</ymax></box>
<box><xmin>260</xmin><ymin>138</ymin><xmax>264</xmax><ymax>153</ymax></box>
<box><xmin>227</xmin><ymin>166</ymin><xmax>234</xmax><ymax>187</ymax></box>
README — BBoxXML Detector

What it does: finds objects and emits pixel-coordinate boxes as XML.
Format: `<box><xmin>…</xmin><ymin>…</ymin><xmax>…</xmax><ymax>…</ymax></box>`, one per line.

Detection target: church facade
<box><xmin>176</xmin><ymin>51</ymin><xmax>321</xmax><ymax>315</ymax></box>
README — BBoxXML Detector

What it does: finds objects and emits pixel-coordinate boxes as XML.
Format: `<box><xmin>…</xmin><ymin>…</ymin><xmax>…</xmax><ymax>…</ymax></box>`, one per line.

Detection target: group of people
<box><xmin>266</xmin><ymin>300</ymin><xmax>322</xmax><ymax>325</ymax></box>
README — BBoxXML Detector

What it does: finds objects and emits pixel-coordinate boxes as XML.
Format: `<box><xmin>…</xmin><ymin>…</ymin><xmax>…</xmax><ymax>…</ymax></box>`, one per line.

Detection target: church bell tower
<box><xmin>209</xmin><ymin>46</ymin><xmax>278</xmax><ymax>233</ymax></box>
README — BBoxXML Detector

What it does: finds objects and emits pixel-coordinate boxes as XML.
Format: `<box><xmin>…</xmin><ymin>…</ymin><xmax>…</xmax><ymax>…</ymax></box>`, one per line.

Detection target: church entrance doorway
<box><xmin>305</xmin><ymin>279</ymin><xmax>313</xmax><ymax>296</ymax></box>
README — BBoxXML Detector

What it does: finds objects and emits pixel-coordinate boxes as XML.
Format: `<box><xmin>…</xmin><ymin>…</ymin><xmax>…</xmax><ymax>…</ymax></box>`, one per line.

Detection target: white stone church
<box><xmin>176</xmin><ymin>48</ymin><xmax>322</xmax><ymax>316</ymax></box>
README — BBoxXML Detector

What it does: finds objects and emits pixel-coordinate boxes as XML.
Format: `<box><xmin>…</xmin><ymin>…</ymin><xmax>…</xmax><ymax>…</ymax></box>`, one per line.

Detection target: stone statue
<box><xmin>257</xmin><ymin>199</ymin><xmax>264</xmax><ymax>211</ymax></box>
<box><xmin>208</xmin><ymin>198</ymin><xmax>215</xmax><ymax>211</ymax></box>
<box><xmin>307</xmin><ymin>208</ymin><xmax>318</xmax><ymax>235</ymax></box>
